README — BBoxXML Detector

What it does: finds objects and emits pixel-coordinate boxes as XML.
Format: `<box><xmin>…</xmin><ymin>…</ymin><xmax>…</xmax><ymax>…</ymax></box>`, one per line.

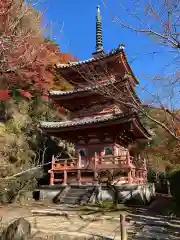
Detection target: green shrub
<box><xmin>0</xmin><ymin>169</ymin><xmax>43</xmax><ymax>203</ymax></box>
<box><xmin>169</xmin><ymin>169</ymin><xmax>180</xmax><ymax>204</ymax></box>
<box><xmin>147</xmin><ymin>168</ymin><xmax>156</xmax><ymax>182</ymax></box>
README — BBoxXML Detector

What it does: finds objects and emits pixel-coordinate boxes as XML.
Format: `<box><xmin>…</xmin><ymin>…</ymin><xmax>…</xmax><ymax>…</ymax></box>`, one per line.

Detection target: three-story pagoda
<box><xmin>41</xmin><ymin>6</ymin><xmax>151</xmax><ymax>186</ymax></box>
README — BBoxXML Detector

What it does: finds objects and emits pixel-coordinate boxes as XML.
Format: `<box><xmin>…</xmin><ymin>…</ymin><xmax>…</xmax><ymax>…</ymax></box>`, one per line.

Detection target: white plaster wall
<box><xmin>94</xmin><ymin>183</ymin><xmax>155</xmax><ymax>204</ymax></box>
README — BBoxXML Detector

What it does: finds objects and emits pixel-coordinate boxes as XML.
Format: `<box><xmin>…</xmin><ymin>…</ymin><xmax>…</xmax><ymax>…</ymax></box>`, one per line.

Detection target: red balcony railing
<box><xmin>49</xmin><ymin>154</ymin><xmax>147</xmax><ymax>185</ymax></box>
<box><xmin>50</xmin><ymin>154</ymin><xmax>137</xmax><ymax>172</ymax></box>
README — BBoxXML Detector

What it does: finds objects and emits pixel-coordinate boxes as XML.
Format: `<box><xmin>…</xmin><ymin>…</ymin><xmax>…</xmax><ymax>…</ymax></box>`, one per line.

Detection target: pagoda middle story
<box><xmin>40</xmin><ymin>6</ymin><xmax>151</xmax><ymax>186</ymax></box>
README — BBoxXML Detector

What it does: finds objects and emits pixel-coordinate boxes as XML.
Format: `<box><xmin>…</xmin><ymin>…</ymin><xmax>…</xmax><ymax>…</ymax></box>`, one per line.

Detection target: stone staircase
<box><xmin>60</xmin><ymin>185</ymin><xmax>95</xmax><ymax>205</ymax></box>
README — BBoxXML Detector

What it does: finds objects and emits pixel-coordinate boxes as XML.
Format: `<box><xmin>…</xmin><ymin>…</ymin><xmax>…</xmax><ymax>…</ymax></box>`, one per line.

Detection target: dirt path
<box><xmin>1</xmin><ymin>201</ymin><xmax>180</xmax><ymax>239</ymax></box>
<box><xmin>0</xmin><ymin>202</ymin><xmax>131</xmax><ymax>239</ymax></box>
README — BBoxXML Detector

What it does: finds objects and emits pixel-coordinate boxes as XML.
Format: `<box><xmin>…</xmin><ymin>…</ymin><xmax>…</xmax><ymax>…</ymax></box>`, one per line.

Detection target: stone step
<box><xmin>62</xmin><ymin>198</ymin><xmax>79</xmax><ymax>204</ymax></box>
<box><xmin>62</xmin><ymin>196</ymin><xmax>89</xmax><ymax>204</ymax></box>
<box><xmin>66</xmin><ymin>192</ymin><xmax>87</xmax><ymax>197</ymax></box>
<box><xmin>63</xmin><ymin>195</ymin><xmax>90</xmax><ymax>201</ymax></box>
<box><xmin>66</xmin><ymin>195</ymin><xmax>90</xmax><ymax>200</ymax></box>
<box><xmin>67</xmin><ymin>190</ymin><xmax>87</xmax><ymax>194</ymax></box>
<box><xmin>61</xmin><ymin>186</ymin><xmax>95</xmax><ymax>205</ymax></box>
<box><xmin>70</xmin><ymin>186</ymin><xmax>94</xmax><ymax>189</ymax></box>
<box><xmin>71</xmin><ymin>188</ymin><xmax>91</xmax><ymax>191</ymax></box>
<box><xmin>65</xmin><ymin>192</ymin><xmax>86</xmax><ymax>197</ymax></box>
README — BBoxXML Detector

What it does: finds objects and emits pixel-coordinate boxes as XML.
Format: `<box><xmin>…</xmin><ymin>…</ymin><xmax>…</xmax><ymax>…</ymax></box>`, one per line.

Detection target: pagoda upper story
<box><xmin>55</xmin><ymin>44</ymin><xmax>138</xmax><ymax>88</ymax></box>
<box><xmin>48</xmin><ymin>6</ymin><xmax>142</xmax><ymax>119</ymax></box>
<box><xmin>55</xmin><ymin>6</ymin><xmax>138</xmax><ymax>89</ymax></box>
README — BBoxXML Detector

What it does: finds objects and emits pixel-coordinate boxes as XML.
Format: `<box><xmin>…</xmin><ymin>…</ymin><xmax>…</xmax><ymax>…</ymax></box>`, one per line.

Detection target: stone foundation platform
<box><xmin>30</xmin><ymin>183</ymin><xmax>155</xmax><ymax>205</ymax></box>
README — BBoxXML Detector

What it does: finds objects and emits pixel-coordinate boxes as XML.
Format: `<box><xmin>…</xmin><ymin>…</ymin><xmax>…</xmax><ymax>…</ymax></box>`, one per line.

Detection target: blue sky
<box><xmin>35</xmin><ymin>0</ymin><xmax>179</xmax><ymax>107</ymax></box>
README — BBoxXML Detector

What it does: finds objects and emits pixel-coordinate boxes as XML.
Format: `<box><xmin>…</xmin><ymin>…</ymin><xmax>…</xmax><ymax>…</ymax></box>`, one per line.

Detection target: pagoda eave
<box><xmin>55</xmin><ymin>48</ymin><xmax>139</xmax><ymax>86</ymax></box>
<box><xmin>49</xmin><ymin>80</ymin><xmax>141</xmax><ymax>112</ymax></box>
<box><xmin>41</xmin><ymin>114</ymin><xmax>132</xmax><ymax>132</ymax></box>
<box><xmin>49</xmin><ymin>90</ymin><xmax>96</xmax><ymax>101</ymax></box>
<box><xmin>49</xmin><ymin>79</ymin><xmax>127</xmax><ymax>99</ymax></box>
<box><xmin>132</xmin><ymin>118</ymin><xmax>151</xmax><ymax>140</ymax></box>
<box><xmin>40</xmin><ymin>113</ymin><xmax>151</xmax><ymax>140</ymax></box>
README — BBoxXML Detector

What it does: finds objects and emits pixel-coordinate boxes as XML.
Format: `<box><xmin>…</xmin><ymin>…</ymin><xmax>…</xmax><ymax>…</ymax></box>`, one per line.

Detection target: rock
<box><xmin>125</xmin><ymin>216</ymin><xmax>132</xmax><ymax>223</ymax></box>
<box><xmin>1</xmin><ymin>217</ymin><xmax>31</xmax><ymax>240</ymax></box>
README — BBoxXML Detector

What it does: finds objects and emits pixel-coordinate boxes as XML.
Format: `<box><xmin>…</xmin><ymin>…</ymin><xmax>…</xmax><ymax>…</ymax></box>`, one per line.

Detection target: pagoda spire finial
<box><xmin>96</xmin><ymin>5</ymin><xmax>104</xmax><ymax>53</ymax></box>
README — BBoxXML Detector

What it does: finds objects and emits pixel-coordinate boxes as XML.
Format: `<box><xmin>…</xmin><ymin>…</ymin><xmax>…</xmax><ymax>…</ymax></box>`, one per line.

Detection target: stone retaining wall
<box><xmin>34</xmin><ymin>183</ymin><xmax>155</xmax><ymax>205</ymax></box>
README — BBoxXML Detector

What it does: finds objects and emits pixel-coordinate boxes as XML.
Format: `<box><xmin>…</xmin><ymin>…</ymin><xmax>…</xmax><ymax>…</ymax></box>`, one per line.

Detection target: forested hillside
<box><xmin>142</xmin><ymin>106</ymin><xmax>180</xmax><ymax>172</ymax></box>
<box><xmin>0</xmin><ymin>0</ymin><xmax>75</xmax><ymax>202</ymax></box>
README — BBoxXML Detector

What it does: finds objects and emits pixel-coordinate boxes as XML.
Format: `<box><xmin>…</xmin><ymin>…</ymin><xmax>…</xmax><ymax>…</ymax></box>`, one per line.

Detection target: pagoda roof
<box><xmin>40</xmin><ymin>112</ymin><xmax>151</xmax><ymax>139</ymax></box>
<box><xmin>41</xmin><ymin>113</ymin><xmax>128</xmax><ymax>128</ymax></box>
<box><xmin>56</xmin><ymin>47</ymin><xmax>121</xmax><ymax>68</ymax></box>
<box><xmin>49</xmin><ymin>80</ymin><xmax>114</xmax><ymax>96</ymax></box>
<box><xmin>49</xmin><ymin>79</ymin><xmax>141</xmax><ymax>111</ymax></box>
<box><xmin>55</xmin><ymin>45</ymin><xmax>139</xmax><ymax>85</ymax></box>
<box><xmin>49</xmin><ymin>79</ymin><xmax>119</xmax><ymax>97</ymax></box>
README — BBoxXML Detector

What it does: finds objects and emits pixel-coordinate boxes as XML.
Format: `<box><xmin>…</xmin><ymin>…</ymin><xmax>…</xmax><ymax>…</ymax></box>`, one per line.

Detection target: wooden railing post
<box><xmin>120</xmin><ymin>213</ymin><xmax>127</xmax><ymax>240</ymax></box>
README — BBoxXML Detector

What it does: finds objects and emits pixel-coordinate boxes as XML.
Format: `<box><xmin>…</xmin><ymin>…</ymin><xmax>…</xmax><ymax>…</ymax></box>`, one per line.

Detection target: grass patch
<box><xmin>98</xmin><ymin>201</ymin><xmax>115</xmax><ymax>209</ymax></box>
<box><xmin>80</xmin><ymin>201</ymin><xmax>125</xmax><ymax>213</ymax></box>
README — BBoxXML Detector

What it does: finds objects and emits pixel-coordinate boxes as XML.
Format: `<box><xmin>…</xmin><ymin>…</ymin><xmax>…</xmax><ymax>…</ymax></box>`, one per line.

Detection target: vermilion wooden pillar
<box><xmin>113</xmin><ymin>142</ymin><xmax>116</xmax><ymax>164</ymax></box>
<box><xmin>94</xmin><ymin>152</ymin><xmax>98</xmax><ymax>183</ymax></box>
<box><xmin>50</xmin><ymin>171</ymin><xmax>54</xmax><ymax>185</ymax></box>
<box><xmin>126</xmin><ymin>151</ymin><xmax>131</xmax><ymax>165</ymax></box>
<box><xmin>77</xmin><ymin>153</ymin><xmax>82</xmax><ymax>184</ymax></box>
<box><xmin>100</xmin><ymin>151</ymin><xmax>104</xmax><ymax>164</ymax></box>
<box><xmin>64</xmin><ymin>170</ymin><xmax>67</xmax><ymax>185</ymax></box>
<box><xmin>50</xmin><ymin>155</ymin><xmax>56</xmax><ymax>185</ymax></box>
<box><xmin>128</xmin><ymin>170</ymin><xmax>132</xmax><ymax>184</ymax></box>
<box><xmin>131</xmin><ymin>168</ymin><xmax>135</xmax><ymax>182</ymax></box>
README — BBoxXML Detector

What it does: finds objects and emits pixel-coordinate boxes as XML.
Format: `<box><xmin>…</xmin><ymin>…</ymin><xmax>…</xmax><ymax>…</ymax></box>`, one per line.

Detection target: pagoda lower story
<box><xmin>41</xmin><ymin>112</ymin><xmax>149</xmax><ymax>186</ymax></box>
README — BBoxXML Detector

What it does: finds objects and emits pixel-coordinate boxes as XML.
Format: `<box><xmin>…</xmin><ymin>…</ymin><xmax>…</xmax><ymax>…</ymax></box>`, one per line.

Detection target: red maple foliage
<box><xmin>0</xmin><ymin>0</ymin><xmax>76</xmax><ymax>93</ymax></box>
